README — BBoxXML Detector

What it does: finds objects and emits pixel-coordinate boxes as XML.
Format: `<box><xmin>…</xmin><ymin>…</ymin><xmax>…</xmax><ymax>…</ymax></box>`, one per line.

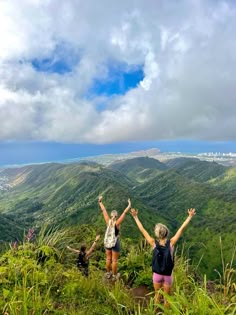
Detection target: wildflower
<box><xmin>25</xmin><ymin>228</ymin><xmax>35</xmax><ymax>242</ymax></box>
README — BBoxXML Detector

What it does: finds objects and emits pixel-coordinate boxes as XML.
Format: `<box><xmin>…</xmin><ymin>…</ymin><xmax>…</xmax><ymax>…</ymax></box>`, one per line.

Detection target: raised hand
<box><xmin>188</xmin><ymin>208</ymin><xmax>196</xmax><ymax>217</ymax></box>
<box><xmin>130</xmin><ymin>208</ymin><xmax>138</xmax><ymax>217</ymax></box>
<box><xmin>127</xmin><ymin>198</ymin><xmax>131</xmax><ymax>209</ymax></box>
<box><xmin>123</xmin><ymin>198</ymin><xmax>132</xmax><ymax>214</ymax></box>
<box><xmin>98</xmin><ymin>195</ymin><xmax>103</xmax><ymax>203</ymax></box>
<box><xmin>95</xmin><ymin>235</ymin><xmax>100</xmax><ymax>242</ymax></box>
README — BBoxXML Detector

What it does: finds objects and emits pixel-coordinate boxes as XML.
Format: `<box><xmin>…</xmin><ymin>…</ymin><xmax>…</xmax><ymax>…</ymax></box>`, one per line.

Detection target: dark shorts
<box><xmin>78</xmin><ymin>266</ymin><xmax>89</xmax><ymax>277</ymax></box>
<box><xmin>105</xmin><ymin>238</ymin><xmax>120</xmax><ymax>253</ymax></box>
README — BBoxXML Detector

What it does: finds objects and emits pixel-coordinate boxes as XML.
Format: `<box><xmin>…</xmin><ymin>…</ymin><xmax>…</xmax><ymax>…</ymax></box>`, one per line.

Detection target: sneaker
<box><xmin>112</xmin><ymin>273</ymin><xmax>120</xmax><ymax>281</ymax></box>
<box><xmin>105</xmin><ymin>272</ymin><xmax>112</xmax><ymax>279</ymax></box>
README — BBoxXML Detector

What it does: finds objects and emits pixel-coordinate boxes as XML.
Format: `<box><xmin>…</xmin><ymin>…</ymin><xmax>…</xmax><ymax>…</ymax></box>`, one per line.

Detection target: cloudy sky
<box><xmin>0</xmin><ymin>0</ymin><xmax>236</xmax><ymax>164</ymax></box>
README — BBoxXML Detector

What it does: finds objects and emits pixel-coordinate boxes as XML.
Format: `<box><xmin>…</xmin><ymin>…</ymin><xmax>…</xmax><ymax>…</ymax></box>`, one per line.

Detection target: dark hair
<box><xmin>80</xmin><ymin>245</ymin><xmax>87</xmax><ymax>252</ymax></box>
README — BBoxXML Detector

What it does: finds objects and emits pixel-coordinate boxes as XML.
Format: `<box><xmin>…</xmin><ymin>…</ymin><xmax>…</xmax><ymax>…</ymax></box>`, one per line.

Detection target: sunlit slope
<box><xmin>165</xmin><ymin>157</ymin><xmax>226</xmax><ymax>182</ymax></box>
<box><xmin>209</xmin><ymin>167</ymin><xmax>236</xmax><ymax>194</ymax></box>
<box><xmin>109</xmin><ymin>156</ymin><xmax>167</xmax><ymax>182</ymax></box>
<box><xmin>0</xmin><ymin>162</ymin><xmax>162</xmax><ymax>239</ymax></box>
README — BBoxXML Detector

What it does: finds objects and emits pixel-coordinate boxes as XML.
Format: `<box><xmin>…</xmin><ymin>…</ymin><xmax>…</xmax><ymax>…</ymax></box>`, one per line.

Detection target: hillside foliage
<box><xmin>0</xmin><ymin>157</ymin><xmax>235</xmax><ymax>280</ymax></box>
<box><xmin>0</xmin><ymin>225</ymin><xmax>235</xmax><ymax>314</ymax></box>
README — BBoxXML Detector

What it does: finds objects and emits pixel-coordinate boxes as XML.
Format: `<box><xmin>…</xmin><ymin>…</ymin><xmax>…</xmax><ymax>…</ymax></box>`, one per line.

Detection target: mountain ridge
<box><xmin>0</xmin><ymin>156</ymin><xmax>235</xmax><ymax>278</ymax></box>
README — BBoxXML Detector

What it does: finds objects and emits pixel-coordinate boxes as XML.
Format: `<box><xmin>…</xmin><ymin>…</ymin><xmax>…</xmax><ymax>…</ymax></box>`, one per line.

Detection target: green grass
<box><xmin>0</xmin><ymin>226</ymin><xmax>235</xmax><ymax>314</ymax></box>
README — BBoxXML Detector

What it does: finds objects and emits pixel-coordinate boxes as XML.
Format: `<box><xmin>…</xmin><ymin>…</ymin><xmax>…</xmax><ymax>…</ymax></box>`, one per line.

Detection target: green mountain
<box><xmin>110</xmin><ymin>156</ymin><xmax>167</xmax><ymax>182</ymax></box>
<box><xmin>166</xmin><ymin>157</ymin><xmax>226</xmax><ymax>182</ymax></box>
<box><xmin>0</xmin><ymin>157</ymin><xmax>235</xmax><ymax>278</ymax></box>
<box><xmin>0</xmin><ymin>162</ymin><xmax>162</xmax><ymax>241</ymax></box>
<box><xmin>0</xmin><ymin>213</ymin><xmax>24</xmax><ymax>243</ymax></box>
<box><xmin>209</xmin><ymin>167</ymin><xmax>236</xmax><ymax>194</ymax></box>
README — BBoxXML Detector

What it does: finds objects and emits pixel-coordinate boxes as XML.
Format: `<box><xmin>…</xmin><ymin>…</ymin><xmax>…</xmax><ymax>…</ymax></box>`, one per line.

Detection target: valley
<box><xmin>0</xmin><ymin>155</ymin><xmax>235</xmax><ymax>279</ymax></box>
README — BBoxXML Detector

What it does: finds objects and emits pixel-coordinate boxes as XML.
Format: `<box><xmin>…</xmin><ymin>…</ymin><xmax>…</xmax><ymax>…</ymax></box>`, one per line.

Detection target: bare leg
<box><xmin>153</xmin><ymin>282</ymin><xmax>163</xmax><ymax>305</ymax></box>
<box><xmin>105</xmin><ymin>249</ymin><xmax>112</xmax><ymax>272</ymax></box>
<box><xmin>111</xmin><ymin>251</ymin><xmax>119</xmax><ymax>275</ymax></box>
<box><xmin>163</xmin><ymin>283</ymin><xmax>171</xmax><ymax>308</ymax></box>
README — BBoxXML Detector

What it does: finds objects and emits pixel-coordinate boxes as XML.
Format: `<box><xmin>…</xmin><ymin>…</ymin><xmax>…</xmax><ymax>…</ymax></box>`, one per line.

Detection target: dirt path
<box><xmin>130</xmin><ymin>285</ymin><xmax>154</xmax><ymax>306</ymax></box>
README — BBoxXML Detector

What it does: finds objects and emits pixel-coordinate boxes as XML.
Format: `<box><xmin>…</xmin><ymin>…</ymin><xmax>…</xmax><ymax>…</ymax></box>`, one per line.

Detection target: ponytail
<box><xmin>110</xmin><ymin>210</ymin><xmax>118</xmax><ymax>226</ymax></box>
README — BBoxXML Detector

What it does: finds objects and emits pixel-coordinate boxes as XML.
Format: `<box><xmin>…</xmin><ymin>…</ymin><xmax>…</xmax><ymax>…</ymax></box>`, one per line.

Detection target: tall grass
<box><xmin>215</xmin><ymin>237</ymin><xmax>236</xmax><ymax>302</ymax></box>
<box><xmin>0</xmin><ymin>228</ymin><xmax>235</xmax><ymax>314</ymax></box>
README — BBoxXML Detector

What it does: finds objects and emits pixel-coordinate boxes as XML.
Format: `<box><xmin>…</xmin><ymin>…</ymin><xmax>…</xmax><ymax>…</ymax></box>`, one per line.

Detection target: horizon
<box><xmin>1</xmin><ymin>140</ymin><xmax>236</xmax><ymax>167</ymax></box>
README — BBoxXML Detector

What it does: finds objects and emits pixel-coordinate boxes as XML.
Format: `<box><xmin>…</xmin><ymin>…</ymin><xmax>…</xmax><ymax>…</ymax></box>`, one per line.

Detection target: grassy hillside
<box><xmin>210</xmin><ymin>167</ymin><xmax>236</xmax><ymax>194</ymax></box>
<box><xmin>166</xmin><ymin>157</ymin><xmax>227</xmax><ymax>182</ymax></box>
<box><xmin>0</xmin><ymin>213</ymin><xmax>24</xmax><ymax>243</ymax></box>
<box><xmin>109</xmin><ymin>157</ymin><xmax>167</xmax><ymax>182</ymax></box>
<box><xmin>0</xmin><ymin>226</ymin><xmax>235</xmax><ymax>314</ymax></box>
<box><xmin>0</xmin><ymin>157</ymin><xmax>235</xmax><ymax>279</ymax></box>
<box><xmin>0</xmin><ymin>162</ymin><xmax>162</xmax><ymax>241</ymax></box>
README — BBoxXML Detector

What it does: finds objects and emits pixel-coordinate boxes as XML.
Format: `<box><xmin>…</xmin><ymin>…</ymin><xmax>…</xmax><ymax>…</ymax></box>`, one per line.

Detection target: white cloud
<box><xmin>0</xmin><ymin>0</ymin><xmax>236</xmax><ymax>143</ymax></box>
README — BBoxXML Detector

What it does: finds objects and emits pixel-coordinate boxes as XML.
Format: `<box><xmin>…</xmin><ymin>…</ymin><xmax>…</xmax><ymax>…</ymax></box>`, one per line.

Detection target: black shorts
<box><xmin>105</xmin><ymin>238</ymin><xmax>120</xmax><ymax>253</ymax></box>
<box><xmin>78</xmin><ymin>266</ymin><xmax>89</xmax><ymax>277</ymax></box>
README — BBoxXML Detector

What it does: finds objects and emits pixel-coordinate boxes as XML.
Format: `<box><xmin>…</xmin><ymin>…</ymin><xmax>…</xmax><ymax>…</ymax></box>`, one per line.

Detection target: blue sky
<box><xmin>0</xmin><ymin>1</ymin><xmax>236</xmax><ymax>165</ymax></box>
<box><xmin>90</xmin><ymin>63</ymin><xmax>144</xmax><ymax>97</ymax></box>
<box><xmin>31</xmin><ymin>58</ymin><xmax>73</xmax><ymax>75</ymax></box>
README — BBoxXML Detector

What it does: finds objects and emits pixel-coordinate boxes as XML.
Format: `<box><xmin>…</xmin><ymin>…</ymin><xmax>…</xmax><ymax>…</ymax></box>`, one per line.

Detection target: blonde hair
<box><xmin>110</xmin><ymin>210</ymin><xmax>118</xmax><ymax>225</ymax></box>
<box><xmin>154</xmin><ymin>223</ymin><xmax>169</xmax><ymax>240</ymax></box>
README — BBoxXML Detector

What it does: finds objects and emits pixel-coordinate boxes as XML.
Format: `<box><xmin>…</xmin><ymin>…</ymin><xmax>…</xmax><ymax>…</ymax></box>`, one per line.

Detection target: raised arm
<box><xmin>98</xmin><ymin>196</ymin><xmax>110</xmax><ymax>225</ymax></box>
<box><xmin>130</xmin><ymin>209</ymin><xmax>155</xmax><ymax>247</ymax></box>
<box><xmin>116</xmin><ymin>198</ymin><xmax>131</xmax><ymax>226</ymax></box>
<box><xmin>170</xmin><ymin>208</ymin><xmax>196</xmax><ymax>246</ymax></box>
<box><xmin>86</xmin><ymin>235</ymin><xmax>100</xmax><ymax>258</ymax></box>
<box><xmin>67</xmin><ymin>245</ymin><xmax>80</xmax><ymax>254</ymax></box>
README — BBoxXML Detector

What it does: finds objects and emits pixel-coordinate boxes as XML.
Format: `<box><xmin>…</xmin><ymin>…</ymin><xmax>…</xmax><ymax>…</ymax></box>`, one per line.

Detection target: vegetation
<box><xmin>0</xmin><ymin>157</ymin><xmax>235</xmax><ymax>280</ymax></box>
<box><xmin>0</xmin><ymin>225</ymin><xmax>235</xmax><ymax>314</ymax></box>
<box><xmin>109</xmin><ymin>157</ymin><xmax>167</xmax><ymax>183</ymax></box>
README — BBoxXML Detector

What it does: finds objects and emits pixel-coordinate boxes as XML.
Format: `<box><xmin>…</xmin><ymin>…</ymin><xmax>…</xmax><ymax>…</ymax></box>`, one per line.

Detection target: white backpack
<box><xmin>104</xmin><ymin>220</ymin><xmax>117</xmax><ymax>248</ymax></box>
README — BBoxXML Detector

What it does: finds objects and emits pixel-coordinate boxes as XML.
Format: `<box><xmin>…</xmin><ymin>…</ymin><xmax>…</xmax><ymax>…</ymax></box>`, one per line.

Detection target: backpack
<box><xmin>104</xmin><ymin>219</ymin><xmax>117</xmax><ymax>249</ymax></box>
<box><xmin>77</xmin><ymin>252</ymin><xmax>88</xmax><ymax>268</ymax></box>
<box><xmin>152</xmin><ymin>239</ymin><xmax>174</xmax><ymax>276</ymax></box>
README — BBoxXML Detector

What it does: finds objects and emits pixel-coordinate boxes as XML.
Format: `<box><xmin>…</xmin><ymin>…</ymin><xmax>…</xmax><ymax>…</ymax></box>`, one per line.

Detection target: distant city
<box><xmin>83</xmin><ymin>148</ymin><xmax>236</xmax><ymax>167</ymax></box>
<box><xmin>199</xmin><ymin>152</ymin><xmax>236</xmax><ymax>156</ymax></box>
